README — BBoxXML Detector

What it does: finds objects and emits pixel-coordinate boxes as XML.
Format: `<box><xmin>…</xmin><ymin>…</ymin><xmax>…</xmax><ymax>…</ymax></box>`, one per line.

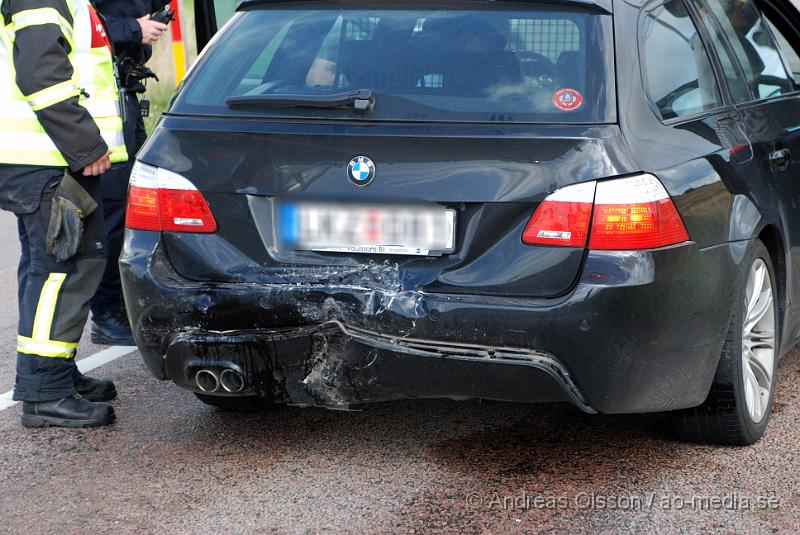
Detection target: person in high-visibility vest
<box><xmin>90</xmin><ymin>0</ymin><xmax>168</xmax><ymax>346</ymax></box>
<box><xmin>0</xmin><ymin>0</ymin><xmax>128</xmax><ymax>427</ymax></box>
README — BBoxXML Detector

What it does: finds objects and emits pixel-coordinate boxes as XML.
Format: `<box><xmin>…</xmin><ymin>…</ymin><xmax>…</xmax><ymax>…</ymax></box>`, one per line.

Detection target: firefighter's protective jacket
<box><xmin>0</xmin><ymin>0</ymin><xmax>128</xmax><ymax>169</ymax></box>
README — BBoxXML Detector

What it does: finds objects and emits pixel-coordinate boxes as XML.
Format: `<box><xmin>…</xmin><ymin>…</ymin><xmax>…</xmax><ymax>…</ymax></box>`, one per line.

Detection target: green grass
<box><xmin>142</xmin><ymin>0</ymin><xmax>197</xmax><ymax>134</ymax></box>
<box><xmin>142</xmin><ymin>81</ymin><xmax>175</xmax><ymax>134</ymax></box>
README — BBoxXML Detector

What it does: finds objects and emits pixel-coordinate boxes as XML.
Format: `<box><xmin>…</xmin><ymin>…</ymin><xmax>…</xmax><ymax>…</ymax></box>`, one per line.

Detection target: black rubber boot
<box><xmin>91</xmin><ymin>309</ymin><xmax>135</xmax><ymax>345</ymax></box>
<box><xmin>75</xmin><ymin>374</ymin><xmax>117</xmax><ymax>402</ymax></box>
<box><xmin>21</xmin><ymin>394</ymin><xmax>115</xmax><ymax>428</ymax></box>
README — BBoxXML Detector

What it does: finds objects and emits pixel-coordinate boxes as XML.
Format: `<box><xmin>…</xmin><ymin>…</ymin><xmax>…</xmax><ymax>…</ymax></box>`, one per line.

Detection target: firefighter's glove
<box><xmin>46</xmin><ymin>174</ymin><xmax>97</xmax><ymax>262</ymax></box>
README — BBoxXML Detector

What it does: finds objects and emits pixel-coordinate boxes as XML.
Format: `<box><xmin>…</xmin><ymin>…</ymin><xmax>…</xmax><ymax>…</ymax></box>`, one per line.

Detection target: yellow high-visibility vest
<box><xmin>0</xmin><ymin>0</ymin><xmax>127</xmax><ymax>166</ymax></box>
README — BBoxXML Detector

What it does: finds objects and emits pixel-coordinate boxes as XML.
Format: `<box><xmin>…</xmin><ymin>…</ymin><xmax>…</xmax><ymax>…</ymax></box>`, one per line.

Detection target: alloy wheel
<box><xmin>741</xmin><ymin>258</ymin><xmax>776</xmax><ymax>424</ymax></box>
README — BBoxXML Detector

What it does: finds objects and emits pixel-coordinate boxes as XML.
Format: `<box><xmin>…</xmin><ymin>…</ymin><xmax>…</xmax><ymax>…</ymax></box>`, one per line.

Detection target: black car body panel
<box><xmin>139</xmin><ymin>119</ymin><xmax>634</xmax><ymax>297</ymax></box>
<box><xmin>123</xmin><ymin>0</ymin><xmax>800</xmax><ymax>413</ymax></box>
<box><xmin>122</xmin><ymin>230</ymin><xmax>742</xmax><ymax>413</ymax></box>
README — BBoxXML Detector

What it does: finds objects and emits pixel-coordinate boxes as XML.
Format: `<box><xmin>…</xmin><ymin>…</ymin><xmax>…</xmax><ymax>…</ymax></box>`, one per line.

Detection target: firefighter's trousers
<box><xmin>13</xmin><ymin>173</ymin><xmax>106</xmax><ymax>402</ymax></box>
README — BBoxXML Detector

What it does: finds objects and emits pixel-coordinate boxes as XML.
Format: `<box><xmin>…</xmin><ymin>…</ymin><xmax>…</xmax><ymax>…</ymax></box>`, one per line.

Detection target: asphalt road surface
<box><xmin>0</xmin><ymin>210</ymin><xmax>798</xmax><ymax>534</ymax></box>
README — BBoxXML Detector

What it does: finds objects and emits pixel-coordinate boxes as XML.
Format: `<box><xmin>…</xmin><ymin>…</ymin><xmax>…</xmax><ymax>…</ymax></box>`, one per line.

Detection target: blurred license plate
<box><xmin>278</xmin><ymin>202</ymin><xmax>456</xmax><ymax>256</ymax></box>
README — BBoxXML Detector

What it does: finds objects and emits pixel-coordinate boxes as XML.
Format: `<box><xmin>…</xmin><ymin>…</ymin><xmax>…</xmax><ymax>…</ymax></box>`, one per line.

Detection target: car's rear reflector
<box><xmin>522</xmin><ymin>174</ymin><xmax>689</xmax><ymax>250</ymax></box>
<box><xmin>126</xmin><ymin>162</ymin><xmax>217</xmax><ymax>233</ymax></box>
<box><xmin>522</xmin><ymin>181</ymin><xmax>595</xmax><ymax>247</ymax></box>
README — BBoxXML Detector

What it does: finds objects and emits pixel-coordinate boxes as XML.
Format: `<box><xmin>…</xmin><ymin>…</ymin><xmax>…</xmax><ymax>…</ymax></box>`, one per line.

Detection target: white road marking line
<box><xmin>76</xmin><ymin>345</ymin><xmax>137</xmax><ymax>374</ymax></box>
<box><xmin>0</xmin><ymin>345</ymin><xmax>137</xmax><ymax>412</ymax></box>
<box><xmin>0</xmin><ymin>391</ymin><xmax>14</xmax><ymax>412</ymax></box>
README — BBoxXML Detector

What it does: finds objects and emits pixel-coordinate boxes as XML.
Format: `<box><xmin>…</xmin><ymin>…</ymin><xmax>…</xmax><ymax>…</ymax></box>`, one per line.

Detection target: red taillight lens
<box><xmin>522</xmin><ymin>181</ymin><xmax>595</xmax><ymax>247</ymax></box>
<box><xmin>126</xmin><ymin>184</ymin><xmax>159</xmax><ymax>230</ymax></box>
<box><xmin>588</xmin><ymin>198</ymin><xmax>688</xmax><ymax>250</ymax></box>
<box><xmin>588</xmin><ymin>175</ymin><xmax>688</xmax><ymax>250</ymax></box>
<box><xmin>522</xmin><ymin>174</ymin><xmax>689</xmax><ymax>250</ymax></box>
<box><xmin>126</xmin><ymin>163</ymin><xmax>217</xmax><ymax>233</ymax></box>
<box><xmin>158</xmin><ymin>188</ymin><xmax>217</xmax><ymax>232</ymax></box>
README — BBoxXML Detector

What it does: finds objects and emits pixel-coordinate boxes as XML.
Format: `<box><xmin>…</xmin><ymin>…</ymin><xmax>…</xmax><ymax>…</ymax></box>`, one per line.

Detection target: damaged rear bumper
<box><xmin>120</xmin><ymin>230</ymin><xmax>745</xmax><ymax>414</ymax></box>
<box><xmin>165</xmin><ymin>321</ymin><xmax>594</xmax><ymax>412</ymax></box>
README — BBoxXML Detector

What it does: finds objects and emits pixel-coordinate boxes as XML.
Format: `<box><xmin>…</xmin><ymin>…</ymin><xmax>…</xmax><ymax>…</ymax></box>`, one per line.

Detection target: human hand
<box><xmin>83</xmin><ymin>152</ymin><xmax>111</xmax><ymax>176</ymax></box>
<box><xmin>137</xmin><ymin>15</ymin><xmax>168</xmax><ymax>45</ymax></box>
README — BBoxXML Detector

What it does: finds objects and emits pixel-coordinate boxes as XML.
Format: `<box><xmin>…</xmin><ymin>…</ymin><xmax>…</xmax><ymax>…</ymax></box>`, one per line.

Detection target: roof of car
<box><xmin>237</xmin><ymin>0</ymin><xmax>613</xmax><ymax>15</ymax></box>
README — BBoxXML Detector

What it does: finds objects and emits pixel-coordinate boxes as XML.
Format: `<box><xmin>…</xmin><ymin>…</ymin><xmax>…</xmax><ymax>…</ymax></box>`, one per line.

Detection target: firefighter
<box><xmin>89</xmin><ymin>0</ymin><xmax>169</xmax><ymax>345</ymax></box>
<box><xmin>0</xmin><ymin>0</ymin><xmax>128</xmax><ymax>427</ymax></box>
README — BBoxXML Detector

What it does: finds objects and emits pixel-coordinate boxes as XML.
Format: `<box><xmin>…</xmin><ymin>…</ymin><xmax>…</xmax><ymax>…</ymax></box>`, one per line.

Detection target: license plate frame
<box><xmin>277</xmin><ymin>201</ymin><xmax>457</xmax><ymax>256</ymax></box>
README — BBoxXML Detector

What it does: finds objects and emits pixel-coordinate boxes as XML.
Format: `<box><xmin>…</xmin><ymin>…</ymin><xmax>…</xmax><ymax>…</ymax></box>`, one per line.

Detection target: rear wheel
<box><xmin>671</xmin><ymin>240</ymin><xmax>778</xmax><ymax>445</ymax></box>
<box><xmin>194</xmin><ymin>393</ymin><xmax>277</xmax><ymax>412</ymax></box>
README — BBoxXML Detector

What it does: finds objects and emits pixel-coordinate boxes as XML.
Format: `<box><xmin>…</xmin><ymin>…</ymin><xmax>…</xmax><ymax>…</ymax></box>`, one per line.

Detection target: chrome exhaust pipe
<box><xmin>195</xmin><ymin>369</ymin><xmax>220</xmax><ymax>393</ymax></box>
<box><xmin>219</xmin><ymin>368</ymin><xmax>245</xmax><ymax>393</ymax></box>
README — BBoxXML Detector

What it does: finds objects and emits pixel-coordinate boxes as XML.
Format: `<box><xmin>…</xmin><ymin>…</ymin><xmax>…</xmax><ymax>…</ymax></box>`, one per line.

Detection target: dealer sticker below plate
<box><xmin>278</xmin><ymin>202</ymin><xmax>456</xmax><ymax>256</ymax></box>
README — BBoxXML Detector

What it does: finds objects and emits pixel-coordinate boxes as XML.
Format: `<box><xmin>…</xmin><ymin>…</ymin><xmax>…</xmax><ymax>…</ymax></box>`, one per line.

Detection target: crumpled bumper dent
<box><xmin>162</xmin><ymin>321</ymin><xmax>595</xmax><ymax>411</ymax></box>
<box><xmin>121</xmin><ymin>230</ymin><xmax>742</xmax><ymax>413</ymax></box>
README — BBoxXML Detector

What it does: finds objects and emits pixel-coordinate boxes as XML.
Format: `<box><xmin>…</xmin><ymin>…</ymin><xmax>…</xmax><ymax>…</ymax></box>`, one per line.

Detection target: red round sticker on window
<box><xmin>552</xmin><ymin>88</ymin><xmax>583</xmax><ymax>112</ymax></box>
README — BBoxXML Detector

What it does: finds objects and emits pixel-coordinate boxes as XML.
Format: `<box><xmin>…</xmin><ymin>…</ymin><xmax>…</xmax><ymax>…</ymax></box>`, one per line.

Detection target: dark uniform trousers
<box><xmin>14</xmin><ymin>172</ymin><xmax>106</xmax><ymax>402</ymax></box>
<box><xmin>90</xmin><ymin>91</ymin><xmax>143</xmax><ymax>316</ymax></box>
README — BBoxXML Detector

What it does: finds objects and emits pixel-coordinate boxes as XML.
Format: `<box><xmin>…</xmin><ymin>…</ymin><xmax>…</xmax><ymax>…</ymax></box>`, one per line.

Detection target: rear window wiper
<box><xmin>225</xmin><ymin>89</ymin><xmax>375</xmax><ymax>112</ymax></box>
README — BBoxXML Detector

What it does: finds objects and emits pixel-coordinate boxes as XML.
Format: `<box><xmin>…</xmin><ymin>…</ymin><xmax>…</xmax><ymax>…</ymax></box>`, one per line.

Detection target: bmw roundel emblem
<box><xmin>347</xmin><ymin>156</ymin><xmax>376</xmax><ymax>187</ymax></box>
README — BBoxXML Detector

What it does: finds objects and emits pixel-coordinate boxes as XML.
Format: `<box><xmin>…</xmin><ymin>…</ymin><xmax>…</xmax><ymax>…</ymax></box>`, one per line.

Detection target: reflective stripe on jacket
<box><xmin>0</xmin><ymin>0</ymin><xmax>127</xmax><ymax>166</ymax></box>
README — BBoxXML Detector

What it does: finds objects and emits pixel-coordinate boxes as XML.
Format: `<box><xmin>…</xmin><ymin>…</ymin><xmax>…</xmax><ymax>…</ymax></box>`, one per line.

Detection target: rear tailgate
<box><xmin>140</xmin><ymin>2</ymin><xmax>623</xmax><ymax>298</ymax></box>
<box><xmin>138</xmin><ymin>119</ymin><xmax>634</xmax><ymax>298</ymax></box>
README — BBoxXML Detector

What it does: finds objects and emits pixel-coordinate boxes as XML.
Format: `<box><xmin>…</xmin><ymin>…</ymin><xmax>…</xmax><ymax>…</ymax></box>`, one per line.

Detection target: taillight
<box><xmin>522</xmin><ymin>174</ymin><xmax>689</xmax><ymax>250</ymax></box>
<box><xmin>126</xmin><ymin>162</ymin><xmax>217</xmax><ymax>233</ymax></box>
<box><xmin>589</xmin><ymin>174</ymin><xmax>688</xmax><ymax>250</ymax></box>
<box><xmin>522</xmin><ymin>181</ymin><xmax>595</xmax><ymax>247</ymax></box>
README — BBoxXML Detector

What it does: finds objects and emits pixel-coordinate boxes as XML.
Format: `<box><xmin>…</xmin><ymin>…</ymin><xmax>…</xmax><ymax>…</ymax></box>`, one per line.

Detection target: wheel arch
<box><xmin>727</xmin><ymin>190</ymin><xmax>788</xmax><ymax>352</ymax></box>
<box><xmin>756</xmin><ymin>224</ymin><xmax>787</xmax><ymax>352</ymax></box>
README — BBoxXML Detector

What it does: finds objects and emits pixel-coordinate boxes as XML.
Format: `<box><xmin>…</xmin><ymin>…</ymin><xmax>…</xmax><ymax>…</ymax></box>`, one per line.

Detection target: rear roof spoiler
<box><xmin>237</xmin><ymin>0</ymin><xmax>613</xmax><ymax>16</ymax></box>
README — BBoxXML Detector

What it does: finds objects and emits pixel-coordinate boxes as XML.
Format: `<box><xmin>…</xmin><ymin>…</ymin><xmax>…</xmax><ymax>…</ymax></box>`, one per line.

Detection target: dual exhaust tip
<box><xmin>195</xmin><ymin>368</ymin><xmax>246</xmax><ymax>394</ymax></box>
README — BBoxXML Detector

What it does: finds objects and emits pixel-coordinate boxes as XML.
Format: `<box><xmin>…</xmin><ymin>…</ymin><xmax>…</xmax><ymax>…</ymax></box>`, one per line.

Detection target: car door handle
<box><xmin>769</xmin><ymin>147</ymin><xmax>791</xmax><ymax>168</ymax></box>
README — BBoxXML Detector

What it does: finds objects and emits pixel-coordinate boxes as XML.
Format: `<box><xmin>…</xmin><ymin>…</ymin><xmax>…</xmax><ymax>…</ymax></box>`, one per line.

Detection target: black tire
<box><xmin>194</xmin><ymin>393</ymin><xmax>277</xmax><ymax>412</ymax></box>
<box><xmin>671</xmin><ymin>240</ymin><xmax>779</xmax><ymax>445</ymax></box>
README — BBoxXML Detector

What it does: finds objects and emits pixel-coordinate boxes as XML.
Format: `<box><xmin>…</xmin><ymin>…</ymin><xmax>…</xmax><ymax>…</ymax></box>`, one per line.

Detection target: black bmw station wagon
<box><xmin>121</xmin><ymin>0</ymin><xmax>800</xmax><ymax>444</ymax></box>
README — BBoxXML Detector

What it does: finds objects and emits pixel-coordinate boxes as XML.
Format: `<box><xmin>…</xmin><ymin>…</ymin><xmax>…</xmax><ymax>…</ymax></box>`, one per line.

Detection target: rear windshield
<box><xmin>174</xmin><ymin>5</ymin><xmax>615</xmax><ymax>124</ymax></box>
